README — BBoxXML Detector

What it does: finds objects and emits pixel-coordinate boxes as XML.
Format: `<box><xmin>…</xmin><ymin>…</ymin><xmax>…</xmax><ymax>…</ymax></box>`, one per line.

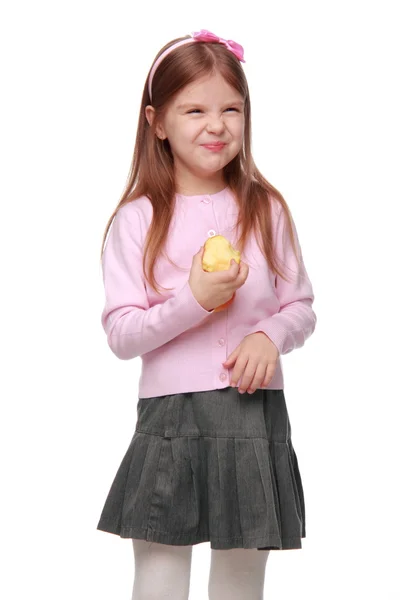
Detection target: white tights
<box><xmin>131</xmin><ymin>539</ymin><xmax>270</xmax><ymax>600</ymax></box>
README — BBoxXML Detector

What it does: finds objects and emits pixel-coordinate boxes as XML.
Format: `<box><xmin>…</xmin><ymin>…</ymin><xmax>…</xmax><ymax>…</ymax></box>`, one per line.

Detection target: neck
<box><xmin>175</xmin><ymin>172</ymin><xmax>227</xmax><ymax>197</ymax></box>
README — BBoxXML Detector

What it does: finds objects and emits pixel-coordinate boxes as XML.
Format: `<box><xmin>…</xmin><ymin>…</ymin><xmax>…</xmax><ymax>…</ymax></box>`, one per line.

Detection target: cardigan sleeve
<box><xmin>100</xmin><ymin>206</ymin><xmax>214</xmax><ymax>360</ymax></box>
<box><xmin>246</xmin><ymin>204</ymin><xmax>317</xmax><ymax>355</ymax></box>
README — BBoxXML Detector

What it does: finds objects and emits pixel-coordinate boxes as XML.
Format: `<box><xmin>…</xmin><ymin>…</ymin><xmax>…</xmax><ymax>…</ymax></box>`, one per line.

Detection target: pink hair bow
<box><xmin>148</xmin><ymin>29</ymin><xmax>246</xmax><ymax>101</ymax></box>
<box><xmin>192</xmin><ymin>29</ymin><xmax>245</xmax><ymax>63</ymax></box>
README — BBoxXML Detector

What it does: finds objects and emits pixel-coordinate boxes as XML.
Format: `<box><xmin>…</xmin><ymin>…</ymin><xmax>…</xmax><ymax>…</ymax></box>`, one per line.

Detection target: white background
<box><xmin>1</xmin><ymin>1</ymin><xmax>399</xmax><ymax>598</ymax></box>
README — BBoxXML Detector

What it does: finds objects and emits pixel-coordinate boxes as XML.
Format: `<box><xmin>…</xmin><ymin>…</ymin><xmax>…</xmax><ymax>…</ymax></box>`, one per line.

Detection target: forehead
<box><xmin>171</xmin><ymin>72</ymin><xmax>243</xmax><ymax>107</ymax></box>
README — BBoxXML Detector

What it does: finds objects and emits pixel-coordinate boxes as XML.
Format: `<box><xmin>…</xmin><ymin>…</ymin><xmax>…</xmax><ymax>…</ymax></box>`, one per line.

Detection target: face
<box><xmin>146</xmin><ymin>72</ymin><xmax>245</xmax><ymax>191</ymax></box>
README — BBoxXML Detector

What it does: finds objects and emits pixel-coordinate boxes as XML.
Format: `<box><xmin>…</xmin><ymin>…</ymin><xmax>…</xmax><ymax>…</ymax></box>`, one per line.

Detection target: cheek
<box><xmin>188</xmin><ymin>122</ymin><xmax>205</xmax><ymax>142</ymax></box>
<box><xmin>233</xmin><ymin>119</ymin><xmax>245</xmax><ymax>140</ymax></box>
<box><xmin>224</xmin><ymin>117</ymin><xmax>244</xmax><ymax>144</ymax></box>
<box><xmin>174</xmin><ymin>124</ymin><xmax>201</xmax><ymax>147</ymax></box>
<box><xmin>167</xmin><ymin>134</ymin><xmax>189</xmax><ymax>156</ymax></box>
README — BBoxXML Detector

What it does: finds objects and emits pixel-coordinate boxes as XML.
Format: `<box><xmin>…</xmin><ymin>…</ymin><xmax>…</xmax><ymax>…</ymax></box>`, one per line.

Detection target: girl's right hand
<box><xmin>188</xmin><ymin>246</ymin><xmax>249</xmax><ymax>312</ymax></box>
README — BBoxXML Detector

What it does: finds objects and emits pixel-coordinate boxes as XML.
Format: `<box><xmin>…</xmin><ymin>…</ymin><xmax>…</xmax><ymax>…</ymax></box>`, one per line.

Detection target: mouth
<box><xmin>201</xmin><ymin>142</ymin><xmax>227</xmax><ymax>151</ymax></box>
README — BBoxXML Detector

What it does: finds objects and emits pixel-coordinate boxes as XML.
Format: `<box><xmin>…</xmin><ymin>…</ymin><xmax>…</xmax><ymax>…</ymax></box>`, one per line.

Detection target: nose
<box><xmin>206</xmin><ymin>114</ymin><xmax>225</xmax><ymax>135</ymax></box>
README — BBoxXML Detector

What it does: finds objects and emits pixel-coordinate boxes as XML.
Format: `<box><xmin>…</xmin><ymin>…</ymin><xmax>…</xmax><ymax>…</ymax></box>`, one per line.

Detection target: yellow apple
<box><xmin>202</xmin><ymin>235</ymin><xmax>241</xmax><ymax>312</ymax></box>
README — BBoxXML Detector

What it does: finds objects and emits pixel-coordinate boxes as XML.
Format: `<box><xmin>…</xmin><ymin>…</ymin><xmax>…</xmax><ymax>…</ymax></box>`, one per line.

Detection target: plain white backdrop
<box><xmin>1</xmin><ymin>1</ymin><xmax>399</xmax><ymax>598</ymax></box>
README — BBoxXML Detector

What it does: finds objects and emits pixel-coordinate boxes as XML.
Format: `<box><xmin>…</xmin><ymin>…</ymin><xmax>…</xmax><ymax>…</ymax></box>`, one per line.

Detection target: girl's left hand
<box><xmin>222</xmin><ymin>332</ymin><xmax>279</xmax><ymax>394</ymax></box>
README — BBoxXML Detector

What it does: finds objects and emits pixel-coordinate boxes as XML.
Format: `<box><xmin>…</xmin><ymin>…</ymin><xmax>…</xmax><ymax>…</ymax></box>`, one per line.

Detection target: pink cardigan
<box><xmin>100</xmin><ymin>186</ymin><xmax>316</xmax><ymax>398</ymax></box>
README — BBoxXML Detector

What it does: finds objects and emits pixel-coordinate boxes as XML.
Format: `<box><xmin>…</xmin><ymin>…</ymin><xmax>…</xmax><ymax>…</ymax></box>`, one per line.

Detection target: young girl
<box><xmin>97</xmin><ymin>29</ymin><xmax>317</xmax><ymax>600</ymax></box>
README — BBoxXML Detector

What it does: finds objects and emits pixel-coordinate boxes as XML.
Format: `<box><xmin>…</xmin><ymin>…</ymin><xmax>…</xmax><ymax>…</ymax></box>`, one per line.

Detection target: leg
<box><xmin>131</xmin><ymin>539</ymin><xmax>193</xmax><ymax>600</ymax></box>
<box><xmin>208</xmin><ymin>548</ymin><xmax>270</xmax><ymax>600</ymax></box>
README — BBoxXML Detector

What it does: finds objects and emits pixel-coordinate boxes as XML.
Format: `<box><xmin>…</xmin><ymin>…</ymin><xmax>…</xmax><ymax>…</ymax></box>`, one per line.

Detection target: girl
<box><xmin>97</xmin><ymin>29</ymin><xmax>317</xmax><ymax>600</ymax></box>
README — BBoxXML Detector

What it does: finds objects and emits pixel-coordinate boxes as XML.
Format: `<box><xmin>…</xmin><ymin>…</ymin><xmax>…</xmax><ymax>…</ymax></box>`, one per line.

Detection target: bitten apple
<box><xmin>202</xmin><ymin>235</ymin><xmax>241</xmax><ymax>312</ymax></box>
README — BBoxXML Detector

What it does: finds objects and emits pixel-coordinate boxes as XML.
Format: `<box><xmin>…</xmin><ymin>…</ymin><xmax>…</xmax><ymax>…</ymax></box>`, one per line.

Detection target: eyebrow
<box><xmin>176</xmin><ymin>100</ymin><xmax>245</xmax><ymax>110</ymax></box>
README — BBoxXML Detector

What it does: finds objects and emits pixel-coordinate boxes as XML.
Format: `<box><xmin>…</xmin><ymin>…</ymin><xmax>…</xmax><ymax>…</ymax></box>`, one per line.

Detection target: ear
<box><xmin>145</xmin><ymin>105</ymin><xmax>166</xmax><ymax>140</ymax></box>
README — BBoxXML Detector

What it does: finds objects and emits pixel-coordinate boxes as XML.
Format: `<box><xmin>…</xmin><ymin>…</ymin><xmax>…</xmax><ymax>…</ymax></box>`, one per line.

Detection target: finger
<box><xmin>230</xmin><ymin>356</ymin><xmax>249</xmax><ymax>387</ymax></box>
<box><xmin>238</xmin><ymin>261</ymin><xmax>249</xmax><ymax>282</ymax></box>
<box><xmin>211</xmin><ymin>260</ymin><xmax>237</xmax><ymax>282</ymax></box>
<box><xmin>223</xmin><ymin>346</ymin><xmax>239</xmax><ymax>366</ymax></box>
<box><xmin>260</xmin><ymin>362</ymin><xmax>277</xmax><ymax>388</ymax></box>
<box><xmin>247</xmin><ymin>363</ymin><xmax>269</xmax><ymax>394</ymax></box>
<box><xmin>230</xmin><ymin>258</ymin><xmax>240</xmax><ymax>273</ymax></box>
<box><xmin>196</xmin><ymin>246</ymin><xmax>204</xmax><ymax>265</ymax></box>
<box><xmin>237</xmin><ymin>359</ymin><xmax>258</xmax><ymax>393</ymax></box>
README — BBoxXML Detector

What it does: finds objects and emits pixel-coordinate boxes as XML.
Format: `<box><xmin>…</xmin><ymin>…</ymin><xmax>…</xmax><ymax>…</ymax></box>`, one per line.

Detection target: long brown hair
<box><xmin>100</xmin><ymin>35</ymin><xmax>302</xmax><ymax>295</ymax></box>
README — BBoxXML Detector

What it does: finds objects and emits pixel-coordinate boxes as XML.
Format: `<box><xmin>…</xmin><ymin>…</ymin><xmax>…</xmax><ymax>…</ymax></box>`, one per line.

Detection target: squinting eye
<box><xmin>187</xmin><ymin>108</ymin><xmax>239</xmax><ymax>114</ymax></box>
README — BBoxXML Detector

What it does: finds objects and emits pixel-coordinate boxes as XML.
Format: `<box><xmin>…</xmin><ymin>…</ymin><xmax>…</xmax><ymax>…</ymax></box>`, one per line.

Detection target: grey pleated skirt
<box><xmin>96</xmin><ymin>387</ymin><xmax>306</xmax><ymax>550</ymax></box>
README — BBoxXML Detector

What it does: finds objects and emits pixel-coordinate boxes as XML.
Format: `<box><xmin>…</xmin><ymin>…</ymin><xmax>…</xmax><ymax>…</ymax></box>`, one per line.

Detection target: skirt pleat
<box><xmin>97</xmin><ymin>388</ymin><xmax>306</xmax><ymax>550</ymax></box>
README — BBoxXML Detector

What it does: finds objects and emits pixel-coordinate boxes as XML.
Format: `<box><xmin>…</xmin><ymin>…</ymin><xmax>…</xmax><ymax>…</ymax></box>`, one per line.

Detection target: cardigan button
<box><xmin>219</xmin><ymin>372</ymin><xmax>227</xmax><ymax>381</ymax></box>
